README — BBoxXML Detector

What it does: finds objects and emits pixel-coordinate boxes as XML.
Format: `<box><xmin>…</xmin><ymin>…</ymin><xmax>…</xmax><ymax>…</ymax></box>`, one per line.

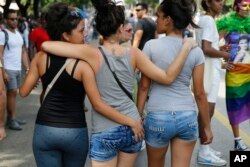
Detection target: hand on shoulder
<box><xmin>183</xmin><ymin>37</ymin><xmax>197</xmax><ymax>49</ymax></box>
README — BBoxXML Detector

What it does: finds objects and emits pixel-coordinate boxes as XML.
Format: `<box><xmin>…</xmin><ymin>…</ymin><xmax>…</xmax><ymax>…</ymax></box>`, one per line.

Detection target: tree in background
<box><xmin>1</xmin><ymin>0</ymin><xmax>91</xmax><ymax>19</ymax></box>
<box><xmin>0</xmin><ymin>0</ymin><xmax>234</xmax><ymax>19</ymax></box>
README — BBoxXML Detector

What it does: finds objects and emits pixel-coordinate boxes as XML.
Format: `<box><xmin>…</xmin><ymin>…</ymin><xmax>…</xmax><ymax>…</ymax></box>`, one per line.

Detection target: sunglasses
<box><xmin>7</xmin><ymin>18</ymin><xmax>18</xmax><ymax>21</ymax></box>
<box><xmin>135</xmin><ymin>9</ymin><xmax>142</xmax><ymax>12</ymax></box>
<box><xmin>125</xmin><ymin>28</ymin><xmax>133</xmax><ymax>33</ymax></box>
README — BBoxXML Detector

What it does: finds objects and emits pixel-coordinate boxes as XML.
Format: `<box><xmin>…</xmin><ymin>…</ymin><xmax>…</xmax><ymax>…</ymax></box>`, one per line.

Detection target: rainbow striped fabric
<box><xmin>226</xmin><ymin>64</ymin><xmax>250</xmax><ymax>125</ymax></box>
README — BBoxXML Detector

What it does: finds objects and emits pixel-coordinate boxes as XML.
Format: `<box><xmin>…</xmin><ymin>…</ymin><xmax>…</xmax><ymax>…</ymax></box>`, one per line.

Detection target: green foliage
<box><xmin>125</xmin><ymin>0</ymin><xmax>159</xmax><ymax>7</ymax></box>
<box><xmin>41</xmin><ymin>0</ymin><xmax>91</xmax><ymax>9</ymax></box>
<box><xmin>225</xmin><ymin>0</ymin><xmax>233</xmax><ymax>6</ymax></box>
<box><xmin>125</xmin><ymin>0</ymin><xmax>136</xmax><ymax>5</ymax></box>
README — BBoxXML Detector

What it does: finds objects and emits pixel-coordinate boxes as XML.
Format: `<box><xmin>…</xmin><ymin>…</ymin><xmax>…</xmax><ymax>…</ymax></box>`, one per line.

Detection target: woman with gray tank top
<box><xmin>41</xmin><ymin>0</ymin><xmax>197</xmax><ymax>166</ymax></box>
<box><xmin>137</xmin><ymin>0</ymin><xmax>213</xmax><ymax>167</ymax></box>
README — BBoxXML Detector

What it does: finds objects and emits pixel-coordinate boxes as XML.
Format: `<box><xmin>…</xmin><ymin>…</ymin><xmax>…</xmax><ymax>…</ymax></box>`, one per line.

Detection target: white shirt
<box><xmin>0</xmin><ymin>29</ymin><xmax>24</xmax><ymax>70</ymax></box>
<box><xmin>195</xmin><ymin>15</ymin><xmax>221</xmax><ymax>93</ymax></box>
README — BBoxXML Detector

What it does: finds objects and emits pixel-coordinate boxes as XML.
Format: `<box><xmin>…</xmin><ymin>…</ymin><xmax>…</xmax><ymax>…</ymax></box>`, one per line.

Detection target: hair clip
<box><xmin>70</xmin><ymin>8</ymin><xmax>87</xmax><ymax>19</ymax></box>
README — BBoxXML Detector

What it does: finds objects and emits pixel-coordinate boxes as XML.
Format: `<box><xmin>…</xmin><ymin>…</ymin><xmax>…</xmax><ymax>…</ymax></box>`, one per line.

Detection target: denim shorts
<box><xmin>5</xmin><ymin>69</ymin><xmax>21</xmax><ymax>90</ymax></box>
<box><xmin>144</xmin><ymin>111</ymin><xmax>198</xmax><ymax>148</ymax></box>
<box><xmin>89</xmin><ymin>125</ymin><xmax>142</xmax><ymax>162</ymax></box>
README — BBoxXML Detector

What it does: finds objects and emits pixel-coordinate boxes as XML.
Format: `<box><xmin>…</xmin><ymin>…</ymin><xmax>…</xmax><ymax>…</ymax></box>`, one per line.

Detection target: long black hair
<box><xmin>46</xmin><ymin>2</ymin><xmax>84</xmax><ymax>40</ymax></box>
<box><xmin>91</xmin><ymin>0</ymin><xmax>125</xmax><ymax>38</ymax></box>
<box><xmin>159</xmin><ymin>0</ymin><xmax>198</xmax><ymax>29</ymax></box>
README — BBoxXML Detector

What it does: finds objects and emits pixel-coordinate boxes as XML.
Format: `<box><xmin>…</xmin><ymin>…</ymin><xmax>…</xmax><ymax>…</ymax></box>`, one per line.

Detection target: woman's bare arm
<box><xmin>137</xmin><ymin>74</ymin><xmax>150</xmax><ymax>117</ymax></box>
<box><xmin>134</xmin><ymin>39</ymin><xmax>194</xmax><ymax>85</ymax></box>
<box><xmin>192</xmin><ymin>63</ymin><xmax>213</xmax><ymax>144</ymax></box>
<box><xmin>80</xmin><ymin>61</ymin><xmax>144</xmax><ymax>141</ymax></box>
<box><xmin>42</xmin><ymin>41</ymin><xmax>101</xmax><ymax>73</ymax></box>
<box><xmin>202</xmin><ymin>40</ymin><xmax>229</xmax><ymax>59</ymax></box>
<box><xmin>19</xmin><ymin>53</ymin><xmax>41</xmax><ymax>97</ymax></box>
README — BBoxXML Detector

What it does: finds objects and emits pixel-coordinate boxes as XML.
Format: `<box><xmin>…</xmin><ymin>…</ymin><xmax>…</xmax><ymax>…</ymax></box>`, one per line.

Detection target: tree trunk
<box><xmin>16</xmin><ymin>0</ymin><xmax>31</xmax><ymax>17</ymax></box>
<box><xmin>33</xmin><ymin>0</ymin><xmax>40</xmax><ymax>19</ymax></box>
<box><xmin>2</xmin><ymin>0</ymin><xmax>11</xmax><ymax>17</ymax></box>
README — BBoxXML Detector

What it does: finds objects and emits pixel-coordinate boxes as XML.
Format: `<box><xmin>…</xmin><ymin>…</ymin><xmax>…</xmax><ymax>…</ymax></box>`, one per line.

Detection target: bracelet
<box><xmin>139</xmin><ymin>112</ymin><xmax>144</xmax><ymax>119</ymax></box>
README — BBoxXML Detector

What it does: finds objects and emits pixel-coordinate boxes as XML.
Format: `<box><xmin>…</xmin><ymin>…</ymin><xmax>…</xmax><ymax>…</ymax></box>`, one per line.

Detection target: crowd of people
<box><xmin>216</xmin><ymin>0</ymin><xmax>250</xmax><ymax>153</ymax></box>
<box><xmin>0</xmin><ymin>0</ymin><xmax>249</xmax><ymax>167</ymax></box>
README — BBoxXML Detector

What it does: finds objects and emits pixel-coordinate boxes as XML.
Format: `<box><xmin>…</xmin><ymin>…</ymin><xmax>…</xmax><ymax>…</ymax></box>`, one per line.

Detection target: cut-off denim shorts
<box><xmin>144</xmin><ymin>110</ymin><xmax>198</xmax><ymax>148</ymax></box>
<box><xmin>90</xmin><ymin>125</ymin><xmax>142</xmax><ymax>162</ymax></box>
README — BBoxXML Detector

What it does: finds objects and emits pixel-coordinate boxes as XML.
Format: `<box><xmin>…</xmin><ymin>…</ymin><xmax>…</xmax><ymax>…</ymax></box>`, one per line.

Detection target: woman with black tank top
<box><xmin>19</xmin><ymin>3</ymin><xmax>144</xmax><ymax>167</ymax></box>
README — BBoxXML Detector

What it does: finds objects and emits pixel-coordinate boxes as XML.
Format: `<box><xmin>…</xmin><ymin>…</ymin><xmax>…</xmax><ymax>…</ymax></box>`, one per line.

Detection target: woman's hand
<box><xmin>220</xmin><ymin>44</ymin><xmax>231</xmax><ymax>52</ymax></box>
<box><xmin>199</xmin><ymin>126</ymin><xmax>213</xmax><ymax>145</ymax></box>
<box><xmin>130</xmin><ymin>119</ymin><xmax>144</xmax><ymax>142</ymax></box>
<box><xmin>183</xmin><ymin>37</ymin><xmax>197</xmax><ymax>49</ymax></box>
<box><xmin>222</xmin><ymin>62</ymin><xmax>235</xmax><ymax>71</ymax></box>
<box><xmin>3</xmin><ymin>71</ymin><xmax>9</xmax><ymax>84</ymax></box>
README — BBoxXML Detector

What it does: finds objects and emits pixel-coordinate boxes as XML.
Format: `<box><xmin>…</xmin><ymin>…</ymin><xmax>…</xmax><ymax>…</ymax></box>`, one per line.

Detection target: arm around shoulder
<box><xmin>42</xmin><ymin>41</ymin><xmax>100</xmax><ymax>73</ymax></box>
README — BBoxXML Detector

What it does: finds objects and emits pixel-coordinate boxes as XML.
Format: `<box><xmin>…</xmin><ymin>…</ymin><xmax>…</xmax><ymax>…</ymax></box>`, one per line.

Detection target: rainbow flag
<box><xmin>226</xmin><ymin>64</ymin><xmax>250</xmax><ymax>125</ymax></box>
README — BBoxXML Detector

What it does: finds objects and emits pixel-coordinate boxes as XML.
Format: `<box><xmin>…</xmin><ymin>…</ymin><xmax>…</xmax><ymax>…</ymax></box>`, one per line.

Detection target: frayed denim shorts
<box><xmin>89</xmin><ymin>125</ymin><xmax>142</xmax><ymax>162</ymax></box>
<box><xmin>144</xmin><ymin>110</ymin><xmax>198</xmax><ymax>148</ymax></box>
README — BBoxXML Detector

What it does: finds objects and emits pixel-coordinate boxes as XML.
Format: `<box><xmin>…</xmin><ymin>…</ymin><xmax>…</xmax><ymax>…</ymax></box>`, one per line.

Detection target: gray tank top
<box><xmin>91</xmin><ymin>47</ymin><xmax>140</xmax><ymax>133</ymax></box>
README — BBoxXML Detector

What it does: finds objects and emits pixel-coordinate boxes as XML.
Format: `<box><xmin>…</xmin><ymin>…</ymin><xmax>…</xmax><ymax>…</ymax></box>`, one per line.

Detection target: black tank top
<box><xmin>36</xmin><ymin>54</ymin><xmax>87</xmax><ymax>128</ymax></box>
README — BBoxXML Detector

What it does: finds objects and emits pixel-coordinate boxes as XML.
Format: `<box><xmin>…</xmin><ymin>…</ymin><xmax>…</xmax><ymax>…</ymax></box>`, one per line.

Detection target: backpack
<box><xmin>18</xmin><ymin>20</ymin><xmax>26</xmax><ymax>34</ymax></box>
<box><xmin>1</xmin><ymin>29</ymin><xmax>9</xmax><ymax>50</ymax></box>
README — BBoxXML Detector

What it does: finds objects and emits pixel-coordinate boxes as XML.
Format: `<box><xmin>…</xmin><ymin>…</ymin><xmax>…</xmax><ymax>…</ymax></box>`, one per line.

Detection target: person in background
<box><xmin>0</xmin><ymin>9</ymin><xmax>30</xmax><ymax>131</ymax></box>
<box><xmin>18</xmin><ymin>16</ymin><xmax>29</xmax><ymax>50</ymax></box>
<box><xmin>137</xmin><ymin>0</ymin><xmax>213</xmax><ymax>167</ymax></box>
<box><xmin>0</xmin><ymin>61</ymin><xmax>6</xmax><ymax>140</ymax></box>
<box><xmin>120</xmin><ymin>19</ymin><xmax>134</xmax><ymax>45</ymax></box>
<box><xmin>133</xmin><ymin>2</ymin><xmax>157</xmax><ymax>83</ymax></box>
<box><xmin>132</xmin><ymin>2</ymin><xmax>157</xmax><ymax>50</ymax></box>
<box><xmin>216</xmin><ymin>0</ymin><xmax>250</xmax><ymax>151</ymax></box>
<box><xmin>128</xmin><ymin>13</ymin><xmax>136</xmax><ymax>31</ymax></box>
<box><xmin>100</xmin><ymin>19</ymin><xmax>133</xmax><ymax>46</ymax></box>
<box><xmin>41</xmin><ymin>0</ymin><xmax>197</xmax><ymax>166</ymax></box>
<box><xmin>29</xmin><ymin>11</ymin><xmax>50</xmax><ymax>60</ymax></box>
<box><xmin>195</xmin><ymin>0</ymin><xmax>229</xmax><ymax>166</ymax></box>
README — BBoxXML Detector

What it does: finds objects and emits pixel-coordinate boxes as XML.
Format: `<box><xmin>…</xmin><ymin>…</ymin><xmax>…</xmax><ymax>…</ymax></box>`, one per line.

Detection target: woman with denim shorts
<box><xmin>137</xmin><ymin>0</ymin><xmax>213</xmax><ymax>167</ymax></box>
<box><xmin>41</xmin><ymin>0</ymin><xmax>197</xmax><ymax>166</ymax></box>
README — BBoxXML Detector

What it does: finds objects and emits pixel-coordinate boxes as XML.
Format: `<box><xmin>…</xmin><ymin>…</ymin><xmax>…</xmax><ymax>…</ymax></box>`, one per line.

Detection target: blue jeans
<box><xmin>144</xmin><ymin>111</ymin><xmax>198</xmax><ymax>148</ymax></box>
<box><xmin>33</xmin><ymin>124</ymin><xmax>89</xmax><ymax>167</ymax></box>
<box><xmin>90</xmin><ymin>125</ymin><xmax>142</xmax><ymax>161</ymax></box>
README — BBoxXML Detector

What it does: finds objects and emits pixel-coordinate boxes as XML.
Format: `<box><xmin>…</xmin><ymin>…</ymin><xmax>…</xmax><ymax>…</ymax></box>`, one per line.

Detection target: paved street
<box><xmin>0</xmin><ymin>62</ymin><xmax>249</xmax><ymax>167</ymax></box>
